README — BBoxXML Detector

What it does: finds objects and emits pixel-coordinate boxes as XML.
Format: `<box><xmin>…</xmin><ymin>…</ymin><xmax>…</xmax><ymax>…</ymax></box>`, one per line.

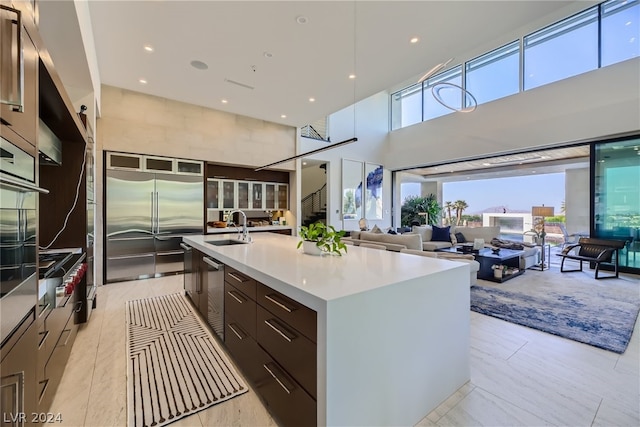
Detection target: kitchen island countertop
<box><xmin>183</xmin><ymin>232</ymin><xmax>470</xmax><ymax>426</ymax></box>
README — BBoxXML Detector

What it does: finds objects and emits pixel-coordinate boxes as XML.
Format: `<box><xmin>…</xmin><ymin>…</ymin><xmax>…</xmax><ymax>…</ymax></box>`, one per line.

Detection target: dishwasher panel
<box><xmin>203</xmin><ymin>256</ymin><xmax>224</xmax><ymax>341</ymax></box>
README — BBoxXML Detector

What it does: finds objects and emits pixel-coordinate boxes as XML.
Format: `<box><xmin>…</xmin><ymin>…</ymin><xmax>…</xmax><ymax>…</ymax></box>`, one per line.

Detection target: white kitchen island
<box><xmin>184</xmin><ymin>232</ymin><xmax>470</xmax><ymax>426</ymax></box>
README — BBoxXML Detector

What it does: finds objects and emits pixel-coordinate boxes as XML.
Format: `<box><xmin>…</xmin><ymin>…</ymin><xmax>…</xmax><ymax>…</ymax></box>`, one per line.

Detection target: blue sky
<box><xmin>402</xmin><ymin>173</ymin><xmax>566</xmax><ymax>215</ymax></box>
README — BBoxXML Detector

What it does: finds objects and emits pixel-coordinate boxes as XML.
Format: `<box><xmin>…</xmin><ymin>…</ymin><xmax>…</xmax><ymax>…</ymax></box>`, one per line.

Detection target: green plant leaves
<box><xmin>298</xmin><ymin>222</ymin><xmax>347</xmax><ymax>255</ymax></box>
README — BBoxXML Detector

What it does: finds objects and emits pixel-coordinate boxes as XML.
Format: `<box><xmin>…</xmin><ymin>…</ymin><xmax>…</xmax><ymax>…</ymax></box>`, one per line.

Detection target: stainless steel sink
<box><xmin>205</xmin><ymin>239</ymin><xmax>248</xmax><ymax>246</ymax></box>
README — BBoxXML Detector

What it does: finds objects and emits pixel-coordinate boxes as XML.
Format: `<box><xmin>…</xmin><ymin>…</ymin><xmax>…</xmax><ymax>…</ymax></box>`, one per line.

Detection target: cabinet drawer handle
<box><xmin>74</xmin><ymin>301</ymin><xmax>83</xmax><ymax>313</ymax></box>
<box><xmin>263</xmin><ymin>363</ymin><xmax>294</xmax><ymax>395</ymax></box>
<box><xmin>227</xmin><ymin>272</ymin><xmax>246</xmax><ymax>283</ymax></box>
<box><xmin>227</xmin><ymin>290</ymin><xmax>246</xmax><ymax>304</ymax></box>
<box><xmin>228</xmin><ymin>323</ymin><xmax>245</xmax><ymax>340</ymax></box>
<box><xmin>179</xmin><ymin>243</ymin><xmax>191</xmax><ymax>251</ymax></box>
<box><xmin>264</xmin><ymin>294</ymin><xmax>295</xmax><ymax>313</ymax></box>
<box><xmin>264</xmin><ymin>319</ymin><xmax>295</xmax><ymax>342</ymax></box>
<box><xmin>59</xmin><ymin>328</ymin><xmax>73</xmax><ymax>347</ymax></box>
<box><xmin>38</xmin><ymin>379</ymin><xmax>49</xmax><ymax>402</ymax></box>
<box><xmin>38</xmin><ymin>331</ymin><xmax>49</xmax><ymax>349</ymax></box>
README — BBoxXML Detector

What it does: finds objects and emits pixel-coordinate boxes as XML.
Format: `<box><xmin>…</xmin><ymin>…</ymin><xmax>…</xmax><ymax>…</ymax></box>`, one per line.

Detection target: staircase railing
<box><xmin>301</xmin><ymin>183</ymin><xmax>327</xmax><ymax>223</ymax></box>
<box><xmin>300</xmin><ymin>125</ymin><xmax>327</xmax><ymax>141</ymax></box>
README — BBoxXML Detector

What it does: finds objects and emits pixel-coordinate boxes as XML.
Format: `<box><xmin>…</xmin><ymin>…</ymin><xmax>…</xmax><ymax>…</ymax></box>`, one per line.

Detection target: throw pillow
<box><xmin>455</xmin><ymin>232</ymin><xmax>466</xmax><ymax>243</ymax></box>
<box><xmin>371</xmin><ymin>224</ymin><xmax>383</xmax><ymax>234</ymax></box>
<box><xmin>431</xmin><ymin>225</ymin><xmax>451</xmax><ymax>242</ymax></box>
<box><xmin>411</xmin><ymin>225</ymin><xmax>432</xmax><ymax>242</ymax></box>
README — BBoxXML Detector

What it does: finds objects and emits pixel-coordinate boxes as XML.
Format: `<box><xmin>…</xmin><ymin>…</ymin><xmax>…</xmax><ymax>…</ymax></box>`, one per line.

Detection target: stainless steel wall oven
<box><xmin>0</xmin><ymin>135</ymin><xmax>47</xmax><ymax>345</ymax></box>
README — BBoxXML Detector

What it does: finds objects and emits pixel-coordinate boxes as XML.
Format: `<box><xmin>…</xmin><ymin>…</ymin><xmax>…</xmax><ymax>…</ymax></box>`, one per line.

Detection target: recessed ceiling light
<box><xmin>309</xmin><ymin>97</ymin><xmax>315</xmax><ymax>102</ymax></box>
<box><xmin>302</xmin><ymin>162</ymin><xmax>307</xmax><ymax>166</ymax></box>
<box><xmin>296</xmin><ymin>15</ymin><xmax>308</xmax><ymax>24</ymax></box>
<box><xmin>482</xmin><ymin>163</ymin><xmax>491</xmax><ymax>166</ymax></box>
<box><xmin>348</xmin><ymin>74</ymin><xmax>356</xmax><ymax>79</ymax></box>
<box><xmin>264</xmin><ymin>51</ymin><xmax>273</xmax><ymax>58</ymax></box>
<box><xmin>281</xmin><ymin>114</ymin><xmax>287</xmax><ymax>118</ymax></box>
<box><xmin>410</xmin><ymin>37</ymin><xmax>419</xmax><ymax>44</ymax></box>
<box><xmin>190</xmin><ymin>60</ymin><xmax>208</xmax><ymax>70</ymax></box>
<box><xmin>139</xmin><ymin>78</ymin><xmax>147</xmax><ymax>84</ymax></box>
<box><xmin>143</xmin><ymin>45</ymin><xmax>154</xmax><ymax>52</ymax></box>
<box><xmin>221</xmin><ymin>99</ymin><xmax>228</xmax><ymax>104</ymax></box>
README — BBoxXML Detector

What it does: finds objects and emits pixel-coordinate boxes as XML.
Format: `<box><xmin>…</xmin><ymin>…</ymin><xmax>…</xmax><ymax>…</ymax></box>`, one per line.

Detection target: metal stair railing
<box><xmin>301</xmin><ymin>183</ymin><xmax>327</xmax><ymax>223</ymax></box>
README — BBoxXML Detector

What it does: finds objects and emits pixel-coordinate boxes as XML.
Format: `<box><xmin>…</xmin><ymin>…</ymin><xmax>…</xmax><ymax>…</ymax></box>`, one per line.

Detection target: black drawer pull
<box><xmin>264</xmin><ymin>294</ymin><xmax>296</xmax><ymax>313</ymax></box>
<box><xmin>263</xmin><ymin>363</ymin><xmax>294</xmax><ymax>394</ymax></box>
<box><xmin>228</xmin><ymin>323</ymin><xmax>246</xmax><ymax>340</ymax></box>
<box><xmin>74</xmin><ymin>301</ymin><xmax>83</xmax><ymax>313</ymax></box>
<box><xmin>228</xmin><ymin>272</ymin><xmax>246</xmax><ymax>283</ymax></box>
<box><xmin>264</xmin><ymin>319</ymin><xmax>296</xmax><ymax>342</ymax></box>
<box><xmin>227</xmin><ymin>290</ymin><xmax>246</xmax><ymax>304</ymax></box>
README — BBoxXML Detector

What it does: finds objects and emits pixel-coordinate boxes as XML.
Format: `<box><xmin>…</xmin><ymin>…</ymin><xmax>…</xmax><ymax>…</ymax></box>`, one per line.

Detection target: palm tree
<box><xmin>444</xmin><ymin>201</ymin><xmax>454</xmax><ymax>225</ymax></box>
<box><xmin>454</xmin><ymin>200</ymin><xmax>469</xmax><ymax>225</ymax></box>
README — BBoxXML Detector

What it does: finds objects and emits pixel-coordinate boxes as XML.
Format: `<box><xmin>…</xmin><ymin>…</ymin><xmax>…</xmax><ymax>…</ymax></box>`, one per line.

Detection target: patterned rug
<box><xmin>126</xmin><ymin>293</ymin><xmax>247</xmax><ymax>427</ymax></box>
<box><xmin>470</xmin><ymin>276</ymin><xmax>640</xmax><ymax>353</ymax></box>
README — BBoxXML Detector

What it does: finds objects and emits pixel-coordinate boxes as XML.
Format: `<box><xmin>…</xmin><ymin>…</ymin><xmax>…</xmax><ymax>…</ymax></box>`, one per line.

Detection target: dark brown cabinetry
<box><xmin>1</xmin><ymin>311</ymin><xmax>37</xmax><ymax>426</ymax></box>
<box><xmin>1</xmin><ymin>3</ymin><xmax>38</xmax><ymax>148</ymax></box>
<box><xmin>184</xmin><ymin>245</ymin><xmax>207</xmax><ymax>316</ymax></box>
<box><xmin>223</xmin><ymin>269</ymin><xmax>317</xmax><ymax>426</ymax></box>
<box><xmin>37</xmin><ymin>296</ymin><xmax>79</xmax><ymax>411</ymax></box>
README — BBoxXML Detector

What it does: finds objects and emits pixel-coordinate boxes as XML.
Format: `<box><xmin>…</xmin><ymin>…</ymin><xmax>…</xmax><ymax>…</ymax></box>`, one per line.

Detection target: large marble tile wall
<box><xmin>97</xmin><ymin>85</ymin><xmax>296</xmax><ymax>168</ymax></box>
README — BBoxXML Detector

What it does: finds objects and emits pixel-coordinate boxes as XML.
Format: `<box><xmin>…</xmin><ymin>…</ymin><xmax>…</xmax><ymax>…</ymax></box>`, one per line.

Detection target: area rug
<box><xmin>470</xmin><ymin>276</ymin><xmax>640</xmax><ymax>353</ymax></box>
<box><xmin>126</xmin><ymin>293</ymin><xmax>247</xmax><ymax>427</ymax></box>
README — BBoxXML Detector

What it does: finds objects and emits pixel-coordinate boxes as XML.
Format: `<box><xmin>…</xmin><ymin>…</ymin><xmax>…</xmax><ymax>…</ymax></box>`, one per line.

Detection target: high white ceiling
<box><xmin>39</xmin><ymin>0</ymin><xmax>595</xmax><ymax>128</ymax></box>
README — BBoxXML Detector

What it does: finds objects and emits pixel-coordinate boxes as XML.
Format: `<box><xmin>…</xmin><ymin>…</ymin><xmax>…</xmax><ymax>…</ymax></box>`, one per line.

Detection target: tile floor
<box><xmin>50</xmin><ymin>266</ymin><xmax>639</xmax><ymax>426</ymax></box>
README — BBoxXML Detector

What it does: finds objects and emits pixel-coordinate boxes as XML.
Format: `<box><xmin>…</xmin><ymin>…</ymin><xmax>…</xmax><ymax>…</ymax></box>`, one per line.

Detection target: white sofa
<box><xmin>343</xmin><ymin>231</ymin><xmax>423</xmax><ymax>252</ymax></box>
<box><xmin>400</xmin><ymin>248</ymin><xmax>480</xmax><ymax>286</ymax></box>
<box><xmin>410</xmin><ymin>225</ymin><xmax>541</xmax><ymax>270</ymax></box>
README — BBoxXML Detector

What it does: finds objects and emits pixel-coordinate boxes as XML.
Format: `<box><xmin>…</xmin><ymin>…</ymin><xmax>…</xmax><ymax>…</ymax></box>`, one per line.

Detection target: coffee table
<box><xmin>438</xmin><ymin>246</ymin><xmax>525</xmax><ymax>283</ymax></box>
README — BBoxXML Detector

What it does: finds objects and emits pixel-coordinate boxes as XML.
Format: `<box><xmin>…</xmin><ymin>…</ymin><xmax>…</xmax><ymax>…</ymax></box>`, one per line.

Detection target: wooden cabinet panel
<box><xmin>224</xmin><ymin>282</ymin><xmax>256</xmax><ymax>339</ymax></box>
<box><xmin>257</xmin><ymin>306</ymin><xmax>316</xmax><ymax>398</ymax></box>
<box><xmin>0</xmin><ymin>8</ymin><xmax>38</xmax><ymax>147</ymax></box>
<box><xmin>225</xmin><ymin>266</ymin><xmax>256</xmax><ymax>300</ymax></box>
<box><xmin>256</xmin><ymin>355</ymin><xmax>317</xmax><ymax>427</ymax></box>
<box><xmin>257</xmin><ymin>283</ymin><xmax>316</xmax><ymax>342</ymax></box>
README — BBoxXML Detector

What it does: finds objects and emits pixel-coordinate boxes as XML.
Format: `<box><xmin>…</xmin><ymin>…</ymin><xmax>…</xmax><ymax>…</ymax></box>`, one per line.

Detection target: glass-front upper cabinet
<box><xmin>207</xmin><ymin>179</ymin><xmax>220</xmax><ymax>209</ymax></box>
<box><xmin>265</xmin><ymin>183</ymin><xmax>276</xmax><ymax>210</ymax></box>
<box><xmin>222</xmin><ymin>180</ymin><xmax>236</xmax><ymax>210</ymax></box>
<box><xmin>237</xmin><ymin>181</ymin><xmax>249</xmax><ymax>209</ymax></box>
<box><xmin>277</xmin><ymin>184</ymin><xmax>288</xmax><ymax>210</ymax></box>
<box><xmin>252</xmin><ymin>183</ymin><xmax>263</xmax><ymax>210</ymax></box>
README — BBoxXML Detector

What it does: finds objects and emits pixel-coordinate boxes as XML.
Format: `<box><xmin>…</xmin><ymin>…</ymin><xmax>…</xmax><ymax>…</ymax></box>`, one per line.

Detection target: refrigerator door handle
<box><xmin>150</xmin><ymin>191</ymin><xmax>155</xmax><ymax>234</ymax></box>
<box><xmin>155</xmin><ymin>192</ymin><xmax>160</xmax><ymax>234</ymax></box>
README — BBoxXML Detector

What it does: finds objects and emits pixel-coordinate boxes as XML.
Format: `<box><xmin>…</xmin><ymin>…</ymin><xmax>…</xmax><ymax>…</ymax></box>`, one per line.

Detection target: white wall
<box><xmin>386</xmin><ymin>58</ymin><xmax>640</xmax><ymax>170</ymax></box>
<box><xmin>299</xmin><ymin>91</ymin><xmax>391</xmax><ymax>231</ymax></box>
<box><xmin>98</xmin><ymin>86</ymin><xmax>297</xmax><ymax>167</ymax></box>
<box><xmin>565</xmin><ymin>168</ymin><xmax>590</xmax><ymax>234</ymax></box>
<box><xmin>301</xmin><ymin>164</ymin><xmax>327</xmax><ymax>197</ymax></box>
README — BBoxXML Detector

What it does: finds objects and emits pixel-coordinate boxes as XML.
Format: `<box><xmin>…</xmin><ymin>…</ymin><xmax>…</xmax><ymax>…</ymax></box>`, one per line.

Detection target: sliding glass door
<box><xmin>593</xmin><ymin>136</ymin><xmax>640</xmax><ymax>272</ymax></box>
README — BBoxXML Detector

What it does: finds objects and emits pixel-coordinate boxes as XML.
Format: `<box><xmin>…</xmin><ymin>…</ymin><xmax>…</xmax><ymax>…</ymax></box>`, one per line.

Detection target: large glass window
<box><xmin>390</xmin><ymin>83</ymin><xmax>422</xmax><ymax>131</ymax></box>
<box><xmin>524</xmin><ymin>7</ymin><xmax>599</xmax><ymax>90</ymax></box>
<box><xmin>466</xmin><ymin>41</ymin><xmax>520</xmax><ymax>105</ymax></box>
<box><xmin>423</xmin><ymin>66</ymin><xmax>462</xmax><ymax>121</ymax></box>
<box><xmin>601</xmin><ymin>0</ymin><xmax>640</xmax><ymax>67</ymax></box>
<box><xmin>593</xmin><ymin>137</ymin><xmax>640</xmax><ymax>271</ymax></box>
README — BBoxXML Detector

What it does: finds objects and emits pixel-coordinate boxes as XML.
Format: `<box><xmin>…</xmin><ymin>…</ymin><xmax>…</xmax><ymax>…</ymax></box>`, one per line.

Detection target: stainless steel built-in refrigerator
<box><xmin>105</xmin><ymin>169</ymin><xmax>203</xmax><ymax>283</ymax></box>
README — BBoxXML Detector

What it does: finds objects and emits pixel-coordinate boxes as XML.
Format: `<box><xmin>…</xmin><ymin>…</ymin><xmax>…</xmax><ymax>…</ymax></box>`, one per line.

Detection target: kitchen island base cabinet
<box><xmin>224</xmin><ymin>271</ymin><xmax>317</xmax><ymax>427</ymax></box>
<box><xmin>184</xmin><ymin>233</ymin><xmax>470</xmax><ymax>427</ymax></box>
